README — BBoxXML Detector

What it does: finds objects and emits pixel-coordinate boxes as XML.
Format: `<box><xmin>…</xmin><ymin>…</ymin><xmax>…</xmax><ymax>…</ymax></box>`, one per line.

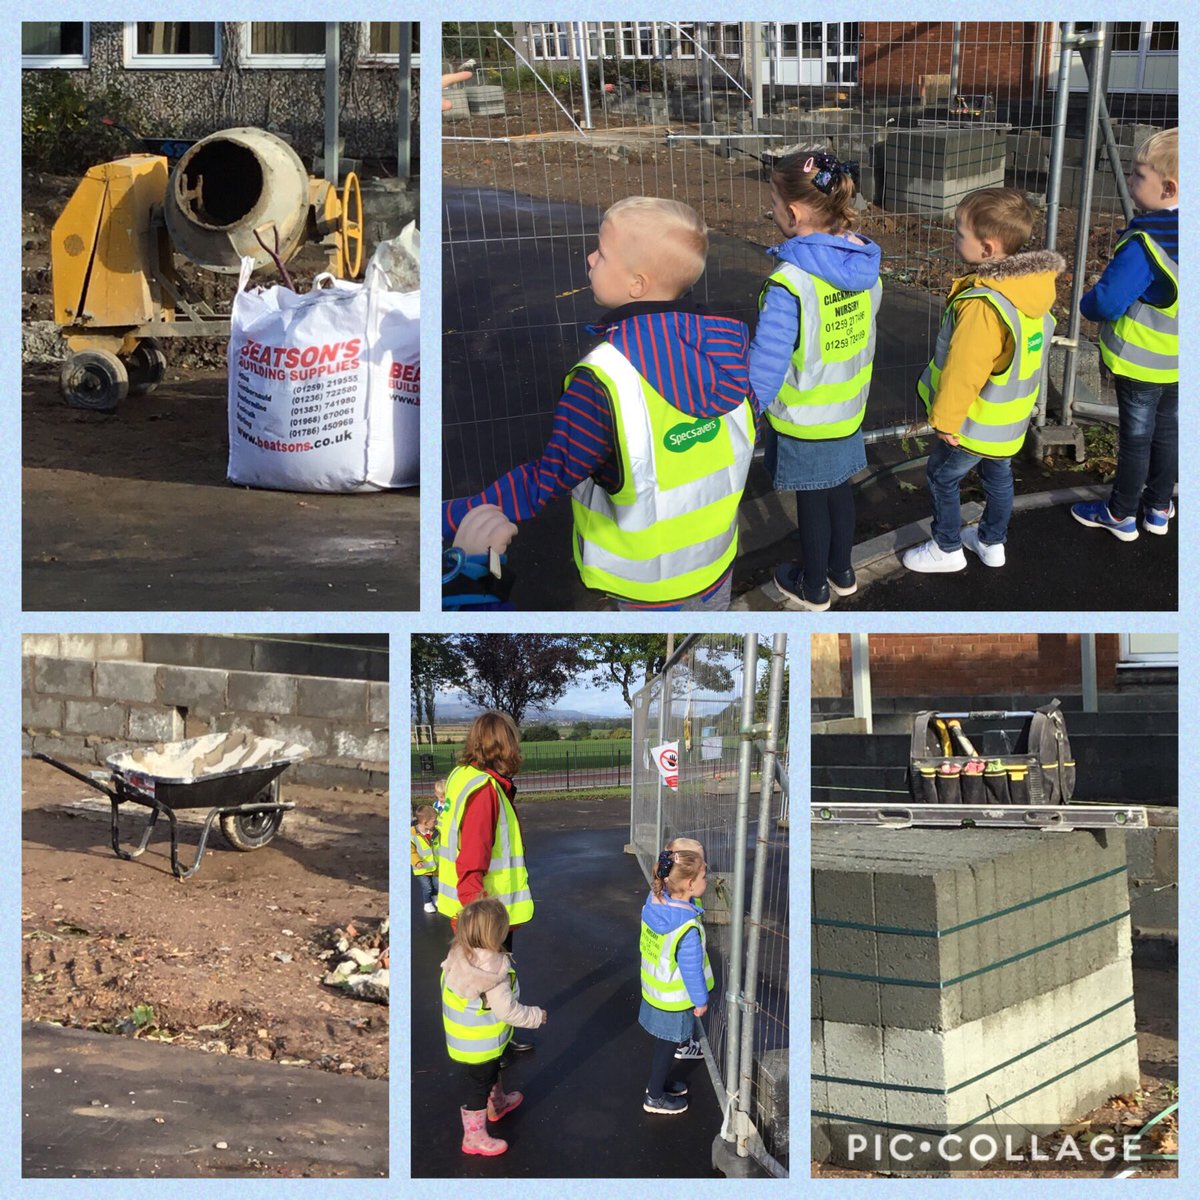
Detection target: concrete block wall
<box><xmin>22</xmin><ymin>655</ymin><xmax>388</xmax><ymax>791</ymax></box>
<box><xmin>812</xmin><ymin>827</ymin><xmax>1140</xmax><ymax>1170</ymax></box>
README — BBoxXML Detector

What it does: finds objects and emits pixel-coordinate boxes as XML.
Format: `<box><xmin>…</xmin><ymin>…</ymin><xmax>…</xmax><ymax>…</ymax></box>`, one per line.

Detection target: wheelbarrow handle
<box><xmin>32</xmin><ymin>752</ymin><xmax>119</xmax><ymax>801</ymax></box>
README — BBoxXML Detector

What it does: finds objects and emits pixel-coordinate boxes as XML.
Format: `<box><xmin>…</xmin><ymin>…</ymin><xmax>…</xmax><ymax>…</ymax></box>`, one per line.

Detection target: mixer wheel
<box><xmin>60</xmin><ymin>350</ymin><xmax>129</xmax><ymax>412</ymax></box>
<box><xmin>125</xmin><ymin>339</ymin><xmax>167</xmax><ymax>397</ymax></box>
<box><xmin>340</xmin><ymin>171</ymin><xmax>364</xmax><ymax>278</ymax></box>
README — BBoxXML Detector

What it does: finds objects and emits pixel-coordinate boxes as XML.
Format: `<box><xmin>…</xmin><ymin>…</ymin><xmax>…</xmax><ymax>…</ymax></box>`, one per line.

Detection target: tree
<box><xmin>455</xmin><ymin>634</ymin><xmax>582</xmax><ymax>726</ymax></box>
<box><xmin>521</xmin><ymin>723</ymin><xmax>559</xmax><ymax>743</ymax></box>
<box><xmin>578</xmin><ymin>634</ymin><xmax>672</xmax><ymax>709</ymax></box>
<box><xmin>411</xmin><ymin>635</ymin><xmax>458</xmax><ymax>743</ymax></box>
<box><xmin>570</xmin><ymin>721</ymin><xmax>593</xmax><ymax>741</ymax></box>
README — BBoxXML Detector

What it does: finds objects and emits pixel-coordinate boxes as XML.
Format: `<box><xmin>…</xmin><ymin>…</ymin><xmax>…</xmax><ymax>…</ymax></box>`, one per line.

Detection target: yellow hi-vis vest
<box><xmin>436</xmin><ymin>765</ymin><xmax>534</xmax><ymax>924</ymax></box>
<box><xmin>442</xmin><ymin>967</ymin><xmax>517</xmax><ymax>1063</ymax></box>
<box><xmin>569</xmin><ymin>342</ymin><xmax>755</xmax><ymax>603</ymax></box>
<box><xmin>1098</xmin><ymin>231</ymin><xmax>1179</xmax><ymax>383</ymax></box>
<box><xmin>918</xmin><ymin>288</ymin><xmax>1053</xmax><ymax>458</ymax></box>
<box><xmin>411</xmin><ymin>828</ymin><xmax>436</xmax><ymax>876</ymax></box>
<box><xmin>640</xmin><ymin>910</ymin><xmax>715</xmax><ymax>1011</ymax></box>
<box><xmin>760</xmin><ymin>262</ymin><xmax>882</xmax><ymax>440</ymax></box>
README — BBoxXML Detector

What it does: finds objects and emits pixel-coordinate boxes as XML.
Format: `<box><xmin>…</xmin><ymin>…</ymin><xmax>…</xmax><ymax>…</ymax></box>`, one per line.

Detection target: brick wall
<box><xmin>860</xmin><ymin>22</ymin><xmax>1047</xmax><ymax>101</ymax></box>
<box><xmin>22</xmin><ymin>655</ymin><xmax>388</xmax><ymax>791</ymax></box>
<box><xmin>831</xmin><ymin>633</ymin><xmax>1120</xmax><ymax>697</ymax></box>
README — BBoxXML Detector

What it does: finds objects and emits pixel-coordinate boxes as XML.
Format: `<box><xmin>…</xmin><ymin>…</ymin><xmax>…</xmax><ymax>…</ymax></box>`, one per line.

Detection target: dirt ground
<box><xmin>22</xmin><ymin>172</ymin><xmax>419</xmax><ymax>612</ymax></box>
<box><xmin>21</xmin><ymin>757</ymin><xmax>389</xmax><ymax>1080</ymax></box>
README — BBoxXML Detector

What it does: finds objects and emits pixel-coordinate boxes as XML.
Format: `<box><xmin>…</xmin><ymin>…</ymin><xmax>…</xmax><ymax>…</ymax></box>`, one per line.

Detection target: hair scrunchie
<box><xmin>802</xmin><ymin>152</ymin><xmax>860</xmax><ymax>195</ymax></box>
<box><xmin>656</xmin><ymin>850</ymin><xmax>675</xmax><ymax>879</ymax></box>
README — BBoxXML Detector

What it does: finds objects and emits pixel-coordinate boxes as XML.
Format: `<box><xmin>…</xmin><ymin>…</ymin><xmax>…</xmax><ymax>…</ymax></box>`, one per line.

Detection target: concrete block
<box><xmin>291</xmin><ymin>759</ymin><xmax>386</xmax><ymax>791</ymax></box>
<box><xmin>22</xmin><ymin>636</ymin><xmax>60</xmax><ymax>658</ymax></box>
<box><xmin>753</xmin><ymin>1048</ymin><xmax>789</xmax><ymax>1156</ymax></box>
<box><xmin>157</xmin><ymin>665</ymin><xmax>228</xmax><ymax>714</ymax></box>
<box><xmin>332</xmin><ymin>727</ymin><xmax>389</xmax><ymax>764</ymax></box>
<box><xmin>95</xmin><ymin>660</ymin><xmax>159</xmax><ymax>704</ymax></box>
<box><xmin>127</xmin><ymin>705</ymin><xmax>185</xmax><ymax>743</ymax></box>
<box><xmin>368</xmin><ymin>682</ymin><xmax>389</xmax><ymax>724</ymax></box>
<box><xmin>296</xmin><ymin>676</ymin><xmax>369</xmax><ymax>721</ymax></box>
<box><xmin>227</xmin><ymin>670</ymin><xmax>299</xmax><ymax>715</ymax></box>
<box><xmin>23</xmin><ymin>694</ymin><xmax>63</xmax><ymax>729</ymax></box>
<box><xmin>258</xmin><ymin>717</ymin><xmax>329</xmax><ymax>758</ymax></box>
<box><xmin>63</xmin><ymin>699</ymin><xmax>126</xmax><ymax>739</ymax></box>
<box><xmin>31</xmin><ymin>733</ymin><xmax>96</xmax><ymax>765</ymax></box>
<box><xmin>34</xmin><ymin>657</ymin><xmax>94</xmax><ymax>697</ymax></box>
<box><xmin>60</xmin><ymin>633</ymin><xmax>141</xmax><ymax>661</ymax></box>
<box><xmin>142</xmin><ymin>633</ymin><xmax>254</xmax><ymax>671</ymax></box>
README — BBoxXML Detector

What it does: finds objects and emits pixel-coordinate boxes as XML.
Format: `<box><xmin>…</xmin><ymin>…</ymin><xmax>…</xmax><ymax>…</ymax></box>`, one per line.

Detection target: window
<box><xmin>780</xmin><ymin>25</ymin><xmax>798</xmax><ymax>58</ymax></box>
<box><xmin>720</xmin><ymin>24</ymin><xmax>742</xmax><ymax>58</ymax></box>
<box><xmin>802</xmin><ymin>23</ymin><xmax>823</xmax><ymax>59</ymax></box>
<box><xmin>243</xmin><ymin>22</ymin><xmax>326</xmax><ymax>67</ymax></box>
<box><xmin>672</xmin><ymin>22</ymin><xmax>696</xmax><ymax>60</ymax></box>
<box><xmin>1109</xmin><ymin>23</ymin><xmax>1142</xmax><ymax>53</ymax></box>
<box><xmin>365</xmin><ymin>23</ymin><xmax>419</xmax><ymax>66</ymax></box>
<box><xmin>1148</xmin><ymin>22</ymin><xmax>1178</xmax><ymax>52</ymax></box>
<box><xmin>125</xmin><ymin>23</ymin><xmax>220</xmax><ymax>69</ymax></box>
<box><xmin>22</xmin><ymin>21</ymin><xmax>87</xmax><ymax>67</ymax></box>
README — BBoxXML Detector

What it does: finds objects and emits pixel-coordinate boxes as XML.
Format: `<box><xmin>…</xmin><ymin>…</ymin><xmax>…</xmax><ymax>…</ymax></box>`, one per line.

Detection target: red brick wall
<box><xmin>859</xmin><ymin>22</ymin><xmax>1050</xmax><ymax>102</ymax></box>
<box><xmin>836</xmin><ymin>634</ymin><xmax>1120</xmax><ymax>695</ymax></box>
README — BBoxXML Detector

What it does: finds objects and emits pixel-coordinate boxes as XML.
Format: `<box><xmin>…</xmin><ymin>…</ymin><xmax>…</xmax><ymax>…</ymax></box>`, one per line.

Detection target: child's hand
<box><xmin>936</xmin><ymin>430</ymin><xmax>960</xmax><ymax>446</ymax></box>
<box><xmin>693</xmin><ymin>1004</ymin><xmax>708</xmax><ymax>1017</ymax></box>
<box><xmin>538</xmin><ymin>1008</ymin><xmax>549</xmax><ymax>1026</ymax></box>
<box><xmin>453</xmin><ymin>504</ymin><xmax>518</xmax><ymax>555</ymax></box>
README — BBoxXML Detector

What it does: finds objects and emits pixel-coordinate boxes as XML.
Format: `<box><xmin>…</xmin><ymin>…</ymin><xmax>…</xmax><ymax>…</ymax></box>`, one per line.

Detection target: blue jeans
<box><xmin>1109</xmin><ymin>377</ymin><xmax>1178</xmax><ymax>519</ymax></box>
<box><xmin>926</xmin><ymin>439</ymin><xmax>1014</xmax><ymax>550</ymax></box>
<box><xmin>417</xmin><ymin>874</ymin><xmax>436</xmax><ymax>905</ymax></box>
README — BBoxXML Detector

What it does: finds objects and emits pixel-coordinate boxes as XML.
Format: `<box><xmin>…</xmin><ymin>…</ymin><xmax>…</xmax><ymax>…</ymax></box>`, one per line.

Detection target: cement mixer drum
<box><xmin>164</xmin><ymin>127</ymin><xmax>310</xmax><ymax>274</ymax></box>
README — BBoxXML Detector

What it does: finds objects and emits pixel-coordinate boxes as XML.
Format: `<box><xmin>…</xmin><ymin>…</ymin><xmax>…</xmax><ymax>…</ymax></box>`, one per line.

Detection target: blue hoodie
<box><xmin>1080</xmin><ymin>209</ymin><xmax>1178</xmax><ymax>324</ymax></box>
<box><xmin>749</xmin><ymin>233</ymin><xmax>884</xmax><ymax>413</ymax></box>
<box><xmin>641</xmin><ymin>891</ymin><xmax>709</xmax><ymax>1009</ymax></box>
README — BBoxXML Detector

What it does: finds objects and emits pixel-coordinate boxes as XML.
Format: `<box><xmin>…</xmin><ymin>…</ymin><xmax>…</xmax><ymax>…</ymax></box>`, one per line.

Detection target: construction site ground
<box><xmin>22</xmin><ymin>172</ymin><xmax>418</xmax><ymax>612</ymax></box>
<box><xmin>21</xmin><ymin>756</ymin><xmax>389</xmax><ymax>1177</ymax></box>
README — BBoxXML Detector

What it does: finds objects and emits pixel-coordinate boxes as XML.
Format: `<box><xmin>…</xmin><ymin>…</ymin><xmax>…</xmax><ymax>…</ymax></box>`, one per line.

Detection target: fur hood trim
<box><xmin>978</xmin><ymin>249</ymin><xmax>1065</xmax><ymax>281</ymax></box>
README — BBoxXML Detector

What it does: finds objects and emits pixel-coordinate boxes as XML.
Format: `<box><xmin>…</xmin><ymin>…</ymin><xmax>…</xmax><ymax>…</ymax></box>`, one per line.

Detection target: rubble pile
<box><xmin>320</xmin><ymin>917</ymin><xmax>389</xmax><ymax>1005</ymax></box>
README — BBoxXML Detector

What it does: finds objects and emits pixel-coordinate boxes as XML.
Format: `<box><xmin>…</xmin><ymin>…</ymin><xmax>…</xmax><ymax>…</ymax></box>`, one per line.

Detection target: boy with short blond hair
<box><xmin>903</xmin><ymin>187</ymin><xmax>1065</xmax><ymax>573</ymax></box>
<box><xmin>444</xmin><ymin>197</ymin><xmax>758</xmax><ymax>611</ymax></box>
<box><xmin>1072</xmin><ymin>127</ymin><xmax>1178</xmax><ymax>540</ymax></box>
<box><xmin>412</xmin><ymin>803</ymin><xmax>439</xmax><ymax>913</ymax></box>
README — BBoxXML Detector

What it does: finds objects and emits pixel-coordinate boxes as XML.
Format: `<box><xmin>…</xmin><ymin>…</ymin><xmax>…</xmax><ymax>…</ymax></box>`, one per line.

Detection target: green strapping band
<box><xmin>813</xmin><ymin>909</ymin><xmax>1131</xmax><ymax>989</ymax></box>
<box><xmin>814</xmin><ymin>994</ymin><xmax>1134</xmax><ymax>1095</ymax></box>
<box><xmin>812</xmin><ymin>864</ymin><xmax>1127</xmax><ymax>938</ymax></box>
<box><xmin>813</xmin><ymin>1032</ymin><xmax>1139</xmax><ymax>1135</ymax></box>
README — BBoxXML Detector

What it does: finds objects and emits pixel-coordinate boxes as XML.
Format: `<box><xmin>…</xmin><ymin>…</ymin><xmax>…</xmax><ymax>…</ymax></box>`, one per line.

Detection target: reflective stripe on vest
<box><xmin>917</xmin><ymin>287</ymin><xmax>1053</xmax><ymax>457</ymax></box>
<box><xmin>436</xmin><ymin>765</ymin><xmax>534</xmax><ymax>924</ymax></box>
<box><xmin>1098</xmin><ymin>231</ymin><xmax>1179</xmax><ymax>383</ymax></box>
<box><xmin>569</xmin><ymin>342</ymin><xmax>755</xmax><ymax>602</ymax></box>
<box><xmin>639</xmin><ymin>915</ymin><xmax>715</xmax><ymax>1011</ymax></box>
<box><xmin>411</xmin><ymin>830</ymin><xmax>436</xmax><ymax>875</ymax></box>
<box><xmin>442</xmin><ymin>968</ymin><xmax>518</xmax><ymax>1063</ymax></box>
<box><xmin>759</xmin><ymin>262</ymin><xmax>882</xmax><ymax>440</ymax></box>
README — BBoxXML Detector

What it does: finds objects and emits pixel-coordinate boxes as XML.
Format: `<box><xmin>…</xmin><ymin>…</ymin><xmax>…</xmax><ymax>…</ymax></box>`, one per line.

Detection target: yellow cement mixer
<box><xmin>51</xmin><ymin>126</ymin><xmax>364</xmax><ymax>410</ymax></box>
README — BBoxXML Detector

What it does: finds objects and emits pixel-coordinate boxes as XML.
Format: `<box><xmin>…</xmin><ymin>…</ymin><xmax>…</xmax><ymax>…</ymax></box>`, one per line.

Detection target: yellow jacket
<box><xmin>929</xmin><ymin>250</ymin><xmax>1064</xmax><ymax>439</ymax></box>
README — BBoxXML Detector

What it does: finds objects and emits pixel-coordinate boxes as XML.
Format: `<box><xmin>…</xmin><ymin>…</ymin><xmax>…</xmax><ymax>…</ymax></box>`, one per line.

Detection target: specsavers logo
<box><xmin>663</xmin><ymin>417</ymin><xmax>721</xmax><ymax>452</ymax></box>
<box><xmin>1027</xmin><ymin>331</ymin><xmax>1044</xmax><ymax>352</ymax></box>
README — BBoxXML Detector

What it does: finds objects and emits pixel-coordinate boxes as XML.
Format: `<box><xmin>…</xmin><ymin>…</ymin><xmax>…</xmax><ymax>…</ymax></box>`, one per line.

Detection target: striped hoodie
<box><xmin>442</xmin><ymin>299</ymin><xmax>757</xmax><ymax>539</ymax></box>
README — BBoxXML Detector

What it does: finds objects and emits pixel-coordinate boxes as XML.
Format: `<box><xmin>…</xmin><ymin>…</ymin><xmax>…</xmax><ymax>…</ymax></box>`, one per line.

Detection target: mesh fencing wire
<box><xmin>442</xmin><ymin>21</ymin><xmax>1177</xmax><ymax>495</ymax></box>
<box><xmin>629</xmin><ymin>633</ymin><xmax>790</xmax><ymax>1174</ymax></box>
<box><xmin>411</xmin><ymin>740</ymin><xmax>629</xmax><ymax>799</ymax></box>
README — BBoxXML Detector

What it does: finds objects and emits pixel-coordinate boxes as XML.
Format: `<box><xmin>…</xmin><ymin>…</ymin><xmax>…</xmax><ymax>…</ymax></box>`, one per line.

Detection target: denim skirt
<box><xmin>638</xmin><ymin>997</ymin><xmax>695</xmax><ymax>1042</ymax></box>
<box><xmin>766</xmin><ymin>424</ymin><xmax>866</xmax><ymax>492</ymax></box>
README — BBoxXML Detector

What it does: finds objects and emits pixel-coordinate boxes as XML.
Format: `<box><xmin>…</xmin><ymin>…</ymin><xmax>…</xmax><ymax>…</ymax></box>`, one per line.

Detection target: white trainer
<box><xmin>961</xmin><ymin>526</ymin><xmax>1006</xmax><ymax>567</ymax></box>
<box><xmin>901</xmin><ymin>538</ymin><xmax>967</xmax><ymax>573</ymax></box>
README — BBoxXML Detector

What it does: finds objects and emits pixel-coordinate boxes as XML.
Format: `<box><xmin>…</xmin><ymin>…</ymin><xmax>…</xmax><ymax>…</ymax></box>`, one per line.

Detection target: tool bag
<box><xmin>227</xmin><ymin>256</ymin><xmax>420</xmax><ymax>491</ymax></box>
<box><xmin>908</xmin><ymin>700</ymin><xmax>1074</xmax><ymax>805</ymax></box>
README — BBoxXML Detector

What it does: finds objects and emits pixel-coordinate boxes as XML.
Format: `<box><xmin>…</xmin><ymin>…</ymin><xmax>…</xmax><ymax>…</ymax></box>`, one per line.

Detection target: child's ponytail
<box><xmin>650</xmin><ymin>845</ymin><xmax>706</xmax><ymax>900</ymax></box>
<box><xmin>772</xmin><ymin>148</ymin><xmax>860</xmax><ymax>233</ymax></box>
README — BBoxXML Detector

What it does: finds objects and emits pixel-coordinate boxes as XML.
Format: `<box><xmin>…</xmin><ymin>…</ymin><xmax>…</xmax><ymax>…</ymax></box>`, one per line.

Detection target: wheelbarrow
<box><xmin>34</xmin><ymin>730</ymin><xmax>309</xmax><ymax>880</ymax></box>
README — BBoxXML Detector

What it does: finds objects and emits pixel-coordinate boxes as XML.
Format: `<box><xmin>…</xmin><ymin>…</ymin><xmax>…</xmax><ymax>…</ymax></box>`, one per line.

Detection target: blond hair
<box><xmin>433</xmin><ymin>778</ymin><xmax>446</xmax><ymax>800</ymax></box>
<box><xmin>414</xmin><ymin>803</ymin><xmax>437</xmax><ymax>824</ymax></box>
<box><xmin>602</xmin><ymin>196</ymin><xmax>708</xmax><ymax>295</ymax></box>
<box><xmin>772</xmin><ymin>149</ymin><xmax>859</xmax><ymax>233</ymax></box>
<box><xmin>650</xmin><ymin>841</ymin><xmax>707</xmax><ymax>900</ymax></box>
<box><xmin>460</xmin><ymin>710</ymin><xmax>523</xmax><ymax>777</ymax></box>
<box><xmin>453</xmin><ymin>896</ymin><xmax>510</xmax><ymax>965</ymax></box>
<box><xmin>1136</xmin><ymin>128</ymin><xmax>1178</xmax><ymax>182</ymax></box>
<box><xmin>956</xmin><ymin>187</ymin><xmax>1035</xmax><ymax>256</ymax></box>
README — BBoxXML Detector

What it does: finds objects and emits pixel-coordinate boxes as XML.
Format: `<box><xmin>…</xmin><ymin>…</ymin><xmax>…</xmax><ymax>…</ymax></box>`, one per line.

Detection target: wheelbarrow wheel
<box><xmin>220</xmin><ymin>780</ymin><xmax>284</xmax><ymax>851</ymax></box>
<box><xmin>125</xmin><ymin>338</ymin><xmax>167</xmax><ymax>396</ymax></box>
<box><xmin>61</xmin><ymin>350</ymin><xmax>129</xmax><ymax>412</ymax></box>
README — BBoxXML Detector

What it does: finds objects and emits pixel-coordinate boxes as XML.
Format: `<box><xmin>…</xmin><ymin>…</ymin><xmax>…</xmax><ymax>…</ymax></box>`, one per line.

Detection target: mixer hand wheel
<box><xmin>340</xmin><ymin>172</ymin><xmax>364</xmax><ymax>279</ymax></box>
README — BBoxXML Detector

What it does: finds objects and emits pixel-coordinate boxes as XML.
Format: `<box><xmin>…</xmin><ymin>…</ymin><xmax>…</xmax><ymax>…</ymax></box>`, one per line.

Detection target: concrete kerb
<box><xmin>739</xmin><ymin>485</ymin><xmax>1111</xmax><ymax>611</ymax></box>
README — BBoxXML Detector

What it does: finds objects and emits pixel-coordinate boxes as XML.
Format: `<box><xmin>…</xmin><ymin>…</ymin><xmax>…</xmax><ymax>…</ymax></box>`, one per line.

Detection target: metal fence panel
<box><xmin>629</xmin><ymin>633</ymin><xmax>789</xmax><ymax>1172</ymax></box>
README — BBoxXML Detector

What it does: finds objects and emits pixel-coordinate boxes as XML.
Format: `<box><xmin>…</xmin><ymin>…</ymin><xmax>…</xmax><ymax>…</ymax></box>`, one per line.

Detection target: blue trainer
<box><xmin>1071</xmin><ymin>499</ymin><xmax>1138</xmax><ymax>542</ymax></box>
<box><xmin>1142</xmin><ymin>500</ymin><xmax>1176</xmax><ymax>536</ymax></box>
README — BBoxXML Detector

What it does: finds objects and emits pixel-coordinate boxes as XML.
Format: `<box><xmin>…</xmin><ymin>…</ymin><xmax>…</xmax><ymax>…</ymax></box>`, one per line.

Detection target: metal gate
<box><xmin>629</xmin><ymin>632</ymin><xmax>789</xmax><ymax>1176</ymax></box>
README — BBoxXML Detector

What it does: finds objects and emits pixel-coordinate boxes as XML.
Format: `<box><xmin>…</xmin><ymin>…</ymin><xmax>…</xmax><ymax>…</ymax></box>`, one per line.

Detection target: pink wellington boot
<box><xmin>487</xmin><ymin>1080</ymin><xmax>524</xmax><ymax>1121</ymax></box>
<box><xmin>461</xmin><ymin>1106</ymin><xmax>507</xmax><ymax>1156</ymax></box>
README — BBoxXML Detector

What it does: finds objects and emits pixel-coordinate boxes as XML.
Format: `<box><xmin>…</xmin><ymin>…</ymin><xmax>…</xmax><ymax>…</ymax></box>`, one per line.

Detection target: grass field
<box><xmin>411</xmin><ymin>736</ymin><xmax>633</xmax><ymax>779</ymax></box>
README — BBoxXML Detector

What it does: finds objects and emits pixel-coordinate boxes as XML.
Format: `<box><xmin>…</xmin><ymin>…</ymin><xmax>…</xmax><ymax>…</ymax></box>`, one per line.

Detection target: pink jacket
<box><xmin>440</xmin><ymin>944</ymin><xmax>545</xmax><ymax>1029</ymax></box>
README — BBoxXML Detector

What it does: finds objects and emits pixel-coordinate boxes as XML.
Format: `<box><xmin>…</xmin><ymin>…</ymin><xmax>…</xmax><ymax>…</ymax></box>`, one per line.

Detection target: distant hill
<box><xmin>431</xmin><ymin>699</ymin><xmax>627</xmax><ymax>724</ymax></box>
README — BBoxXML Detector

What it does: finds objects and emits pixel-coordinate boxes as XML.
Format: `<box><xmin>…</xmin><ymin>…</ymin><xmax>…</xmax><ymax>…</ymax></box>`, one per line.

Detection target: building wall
<box><xmin>823</xmin><ymin>633</ymin><xmax>1121</xmax><ymax>697</ymax></box>
<box><xmin>24</xmin><ymin>22</ymin><xmax>414</xmax><ymax>162</ymax></box>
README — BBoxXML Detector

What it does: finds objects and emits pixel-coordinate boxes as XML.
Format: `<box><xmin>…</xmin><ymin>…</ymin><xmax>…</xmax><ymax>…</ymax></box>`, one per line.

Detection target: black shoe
<box><xmin>507</xmin><ymin>1038</ymin><xmax>534</xmax><ymax>1052</ymax></box>
<box><xmin>644</xmin><ymin>1090</ymin><xmax>689</xmax><ymax>1114</ymax></box>
<box><xmin>828</xmin><ymin>567</ymin><xmax>857</xmax><ymax>596</ymax></box>
<box><xmin>664</xmin><ymin>1079</ymin><xmax>689</xmax><ymax>1096</ymax></box>
<box><xmin>773</xmin><ymin>562</ymin><xmax>831</xmax><ymax>612</ymax></box>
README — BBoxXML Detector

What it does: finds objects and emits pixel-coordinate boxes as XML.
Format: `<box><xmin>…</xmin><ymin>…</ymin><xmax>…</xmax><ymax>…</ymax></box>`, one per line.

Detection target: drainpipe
<box><xmin>324</xmin><ymin>23</ymin><xmax>340</xmax><ymax>184</ymax></box>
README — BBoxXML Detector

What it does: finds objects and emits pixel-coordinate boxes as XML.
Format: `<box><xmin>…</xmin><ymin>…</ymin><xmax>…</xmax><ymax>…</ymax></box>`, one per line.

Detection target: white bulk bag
<box><xmin>227</xmin><ymin>257</ymin><xmax>420</xmax><ymax>491</ymax></box>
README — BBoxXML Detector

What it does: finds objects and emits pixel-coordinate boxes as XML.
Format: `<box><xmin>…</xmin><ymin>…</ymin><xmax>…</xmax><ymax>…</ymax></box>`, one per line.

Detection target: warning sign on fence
<box><xmin>649</xmin><ymin>741</ymin><xmax>679</xmax><ymax>790</ymax></box>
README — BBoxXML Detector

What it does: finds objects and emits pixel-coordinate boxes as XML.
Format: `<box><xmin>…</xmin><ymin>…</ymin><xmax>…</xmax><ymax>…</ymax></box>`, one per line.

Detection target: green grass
<box><xmin>411</xmin><ymin>736</ymin><xmax>634</xmax><ymax>779</ymax></box>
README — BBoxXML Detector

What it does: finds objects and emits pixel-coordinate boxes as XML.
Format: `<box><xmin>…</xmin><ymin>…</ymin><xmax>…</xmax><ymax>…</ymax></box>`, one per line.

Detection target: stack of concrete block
<box><xmin>883</xmin><ymin>129</ymin><xmax>1007</xmax><ymax>215</ymax></box>
<box><xmin>813</xmin><ymin>827</ymin><xmax>1140</xmax><ymax>1172</ymax></box>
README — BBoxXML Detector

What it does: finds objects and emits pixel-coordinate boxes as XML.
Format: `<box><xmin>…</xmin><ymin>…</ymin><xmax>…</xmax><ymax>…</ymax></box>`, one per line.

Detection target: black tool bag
<box><xmin>908</xmin><ymin>700</ymin><xmax>1074</xmax><ymax>805</ymax></box>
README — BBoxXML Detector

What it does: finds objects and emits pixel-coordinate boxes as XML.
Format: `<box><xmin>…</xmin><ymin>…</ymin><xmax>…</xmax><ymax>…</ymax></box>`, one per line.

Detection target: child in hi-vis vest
<box><xmin>750</xmin><ymin>150</ymin><xmax>883</xmax><ymax>612</ymax></box>
<box><xmin>411</xmin><ymin>804</ymin><xmax>438</xmax><ymax>913</ymax></box>
<box><xmin>638</xmin><ymin>839</ymin><xmax>714</xmax><ymax>1114</ymax></box>
<box><xmin>440</xmin><ymin>897</ymin><xmax>547</xmax><ymax>1156</ymax></box>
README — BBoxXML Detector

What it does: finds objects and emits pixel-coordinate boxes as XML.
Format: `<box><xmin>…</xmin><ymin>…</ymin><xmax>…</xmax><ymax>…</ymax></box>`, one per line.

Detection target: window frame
<box><xmin>21</xmin><ymin>20</ymin><xmax>89</xmax><ymax>69</ymax></box>
<box><xmin>240</xmin><ymin>21</ymin><xmax>328</xmax><ymax>69</ymax></box>
<box><xmin>122</xmin><ymin>21</ymin><xmax>222</xmax><ymax>70</ymax></box>
<box><xmin>360</xmin><ymin>22</ymin><xmax>420</xmax><ymax>68</ymax></box>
